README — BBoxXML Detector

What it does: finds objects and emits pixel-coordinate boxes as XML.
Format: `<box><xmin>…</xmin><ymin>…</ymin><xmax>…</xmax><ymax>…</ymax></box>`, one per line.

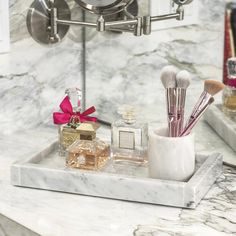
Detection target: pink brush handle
<box><xmin>166</xmin><ymin>88</ymin><xmax>177</xmax><ymax>137</ymax></box>
<box><xmin>185</xmin><ymin>91</ymin><xmax>211</xmax><ymax>127</ymax></box>
<box><xmin>180</xmin><ymin>97</ymin><xmax>214</xmax><ymax>136</ymax></box>
<box><xmin>176</xmin><ymin>88</ymin><xmax>186</xmax><ymax>136</ymax></box>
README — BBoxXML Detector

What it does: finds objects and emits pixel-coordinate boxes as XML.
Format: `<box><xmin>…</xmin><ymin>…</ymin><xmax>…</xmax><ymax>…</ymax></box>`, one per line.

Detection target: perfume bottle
<box><xmin>223</xmin><ymin>58</ymin><xmax>236</xmax><ymax>116</ymax></box>
<box><xmin>66</xmin><ymin>123</ymin><xmax>110</xmax><ymax>171</ymax></box>
<box><xmin>111</xmin><ymin>105</ymin><xmax>148</xmax><ymax>164</ymax></box>
<box><xmin>223</xmin><ymin>2</ymin><xmax>236</xmax><ymax>85</ymax></box>
<box><xmin>59</xmin><ymin>88</ymin><xmax>82</xmax><ymax>156</ymax></box>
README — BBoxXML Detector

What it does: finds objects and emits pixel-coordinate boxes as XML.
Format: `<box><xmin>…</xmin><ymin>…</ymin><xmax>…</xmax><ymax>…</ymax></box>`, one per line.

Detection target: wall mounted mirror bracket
<box><xmin>27</xmin><ymin>0</ymin><xmax>194</xmax><ymax>45</ymax></box>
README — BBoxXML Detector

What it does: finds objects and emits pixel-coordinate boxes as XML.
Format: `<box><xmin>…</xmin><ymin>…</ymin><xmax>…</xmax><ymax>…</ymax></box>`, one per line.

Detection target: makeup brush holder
<box><xmin>148</xmin><ymin>128</ymin><xmax>195</xmax><ymax>181</ymax></box>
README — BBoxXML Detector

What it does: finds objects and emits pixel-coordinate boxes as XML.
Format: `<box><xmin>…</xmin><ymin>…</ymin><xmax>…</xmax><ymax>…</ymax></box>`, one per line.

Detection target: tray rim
<box><xmin>11</xmin><ymin>141</ymin><xmax>223</xmax><ymax>186</ymax></box>
<box><xmin>10</xmin><ymin>141</ymin><xmax>223</xmax><ymax>209</ymax></box>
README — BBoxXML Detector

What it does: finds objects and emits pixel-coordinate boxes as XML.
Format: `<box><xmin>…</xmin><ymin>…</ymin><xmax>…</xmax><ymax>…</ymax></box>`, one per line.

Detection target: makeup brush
<box><xmin>160</xmin><ymin>65</ymin><xmax>178</xmax><ymax>137</ymax></box>
<box><xmin>176</xmin><ymin>70</ymin><xmax>191</xmax><ymax>136</ymax></box>
<box><xmin>185</xmin><ymin>80</ymin><xmax>225</xmax><ymax>127</ymax></box>
<box><xmin>180</xmin><ymin>97</ymin><xmax>215</xmax><ymax>136</ymax></box>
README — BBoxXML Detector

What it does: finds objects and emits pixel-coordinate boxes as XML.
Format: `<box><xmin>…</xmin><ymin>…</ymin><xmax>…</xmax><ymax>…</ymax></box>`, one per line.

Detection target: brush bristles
<box><xmin>176</xmin><ymin>70</ymin><xmax>191</xmax><ymax>89</ymax></box>
<box><xmin>160</xmin><ymin>65</ymin><xmax>178</xmax><ymax>89</ymax></box>
<box><xmin>204</xmin><ymin>80</ymin><xmax>225</xmax><ymax>96</ymax></box>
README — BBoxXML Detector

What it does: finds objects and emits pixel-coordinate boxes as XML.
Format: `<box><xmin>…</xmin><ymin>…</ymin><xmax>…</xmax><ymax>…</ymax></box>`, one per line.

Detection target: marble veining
<box><xmin>0</xmin><ymin>0</ymin><xmax>228</xmax><ymax>134</ymax></box>
<box><xmin>134</xmin><ymin>167</ymin><xmax>236</xmax><ymax>236</ymax></box>
<box><xmin>85</xmin><ymin>0</ymin><xmax>226</xmax><ymax>124</ymax></box>
<box><xmin>0</xmin><ymin>0</ymin><xmax>83</xmax><ymax>135</ymax></box>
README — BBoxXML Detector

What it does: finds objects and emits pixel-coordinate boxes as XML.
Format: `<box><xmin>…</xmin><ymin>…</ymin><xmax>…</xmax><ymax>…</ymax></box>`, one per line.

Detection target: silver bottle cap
<box><xmin>227</xmin><ymin>58</ymin><xmax>236</xmax><ymax>77</ymax></box>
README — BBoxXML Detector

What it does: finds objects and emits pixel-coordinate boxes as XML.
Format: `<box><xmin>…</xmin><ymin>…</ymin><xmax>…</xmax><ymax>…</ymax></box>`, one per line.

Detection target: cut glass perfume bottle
<box><xmin>66</xmin><ymin>123</ymin><xmax>110</xmax><ymax>170</ymax></box>
<box><xmin>111</xmin><ymin>105</ymin><xmax>148</xmax><ymax>165</ymax></box>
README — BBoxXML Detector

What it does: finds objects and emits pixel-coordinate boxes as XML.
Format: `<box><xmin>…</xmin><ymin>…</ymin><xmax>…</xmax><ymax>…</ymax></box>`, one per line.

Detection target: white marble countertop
<box><xmin>0</xmin><ymin>123</ymin><xmax>235</xmax><ymax>236</ymax></box>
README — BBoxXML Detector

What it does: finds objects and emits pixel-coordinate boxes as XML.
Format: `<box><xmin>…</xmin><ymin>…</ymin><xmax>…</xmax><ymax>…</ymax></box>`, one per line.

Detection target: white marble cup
<box><xmin>148</xmin><ymin>128</ymin><xmax>195</xmax><ymax>181</ymax></box>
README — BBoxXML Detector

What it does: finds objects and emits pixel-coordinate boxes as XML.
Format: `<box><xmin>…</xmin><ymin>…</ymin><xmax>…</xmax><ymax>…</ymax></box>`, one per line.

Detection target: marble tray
<box><xmin>11</xmin><ymin>141</ymin><xmax>223</xmax><ymax>209</ymax></box>
<box><xmin>205</xmin><ymin>104</ymin><xmax>236</xmax><ymax>153</ymax></box>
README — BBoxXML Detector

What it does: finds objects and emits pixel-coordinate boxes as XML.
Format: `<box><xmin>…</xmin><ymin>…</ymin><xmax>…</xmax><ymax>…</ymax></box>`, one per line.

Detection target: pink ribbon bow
<box><xmin>53</xmin><ymin>96</ymin><xmax>97</xmax><ymax>125</ymax></box>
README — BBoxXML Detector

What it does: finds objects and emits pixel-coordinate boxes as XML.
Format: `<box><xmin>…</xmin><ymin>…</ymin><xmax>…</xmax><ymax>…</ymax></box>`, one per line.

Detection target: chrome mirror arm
<box><xmin>49</xmin><ymin>5</ymin><xmax>185</xmax><ymax>40</ymax></box>
<box><xmin>27</xmin><ymin>0</ymin><xmax>191</xmax><ymax>44</ymax></box>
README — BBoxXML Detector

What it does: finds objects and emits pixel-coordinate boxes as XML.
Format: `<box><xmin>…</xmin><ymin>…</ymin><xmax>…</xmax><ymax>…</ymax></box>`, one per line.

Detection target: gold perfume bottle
<box><xmin>66</xmin><ymin>123</ymin><xmax>110</xmax><ymax>171</ymax></box>
<box><xmin>58</xmin><ymin>88</ymin><xmax>82</xmax><ymax>156</ymax></box>
<box><xmin>223</xmin><ymin>58</ymin><xmax>236</xmax><ymax>116</ymax></box>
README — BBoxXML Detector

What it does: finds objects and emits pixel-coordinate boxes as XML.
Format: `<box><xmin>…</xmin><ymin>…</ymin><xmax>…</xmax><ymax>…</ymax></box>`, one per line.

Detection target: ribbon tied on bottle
<box><xmin>53</xmin><ymin>96</ymin><xmax>97</xmax><ymax>125</ymax></box>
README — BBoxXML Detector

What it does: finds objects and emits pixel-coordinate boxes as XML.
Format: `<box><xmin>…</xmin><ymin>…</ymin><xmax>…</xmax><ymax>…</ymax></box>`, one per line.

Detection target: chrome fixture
<box><xmin>27</xmin><ymin>0</ymin><xmax>194</xmax><ymax>45</ymax></box>
<box><xmin>27</xmin><ymin>0</ymin><xmax>71</xmax><ymax>44</ymax></box>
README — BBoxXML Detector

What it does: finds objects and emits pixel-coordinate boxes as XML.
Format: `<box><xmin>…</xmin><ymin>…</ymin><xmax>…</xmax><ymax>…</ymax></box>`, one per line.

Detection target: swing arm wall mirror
<box><xmin>26</xmin><ymin>0</ymin><xmax>194</xmax><ymax>45</ymax></box>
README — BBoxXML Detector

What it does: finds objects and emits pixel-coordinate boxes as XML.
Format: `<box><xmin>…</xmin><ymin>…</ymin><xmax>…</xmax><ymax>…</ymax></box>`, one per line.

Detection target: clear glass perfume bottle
<box><xmin>111</xmin><ymin>105</ymin><xmax>148</xmax><ymax>165</ymax></box>
<box><xmin>223</xmin><ymin>58</ymin><xmax>236</xmax><ymax>116</ymax></box>
<box><xmin>59</xmin><ymin>88</ymin><xmax>82</xmax><ymax>156</ymax></box>
<box><xmin>66</xmin><ymin>123</ymin><xmax>110</xmax><ymax>171</ymax></box>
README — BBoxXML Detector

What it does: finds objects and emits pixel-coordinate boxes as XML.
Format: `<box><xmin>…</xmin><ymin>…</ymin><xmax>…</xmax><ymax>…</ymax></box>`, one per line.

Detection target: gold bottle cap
<box><xmin>76</xmin><ymin>123</ymin><xmax>97</xmax><ymax>141</ymax></box>
<box><xmin>77</xmin><ymin>123</ymin><xmax>95</xmax><ymax>132</ymax></box>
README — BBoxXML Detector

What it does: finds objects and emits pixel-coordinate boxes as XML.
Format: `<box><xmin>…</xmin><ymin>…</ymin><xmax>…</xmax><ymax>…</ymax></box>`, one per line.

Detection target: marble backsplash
<box><xmin>0</xmin><ymin>0</ymin><xmax>84</xmax><ymax>134</ymax></box>
<box><xmin>0</xmin><ymin>0</ymin><xmax>227</xmax><ymax>134</ymax></box>
<box><xmin>85</xmin><ymin>0</ymin><xmax>226</xmax><ymax>123</ymax></box>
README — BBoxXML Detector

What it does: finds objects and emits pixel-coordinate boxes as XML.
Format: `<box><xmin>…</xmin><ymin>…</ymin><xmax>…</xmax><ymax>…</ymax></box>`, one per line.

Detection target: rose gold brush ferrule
<box><xmin>176</xmin><ymin>88</ymin><xmax>186</xmax><ymax>136</ymax></box>
<box><xmin>185</xmin><ymin>91</ymin><xmax>212</xmax><ymax>127</ymax></box>
<box><xmin>180</xmin><ymin>97</ymin><xmax>214</xmax><ymax>137</ymax></box>
<box><xmin>167</xmin><ymin>88</ymin><xmax>177</xmax><ymax>137</ymax></box>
